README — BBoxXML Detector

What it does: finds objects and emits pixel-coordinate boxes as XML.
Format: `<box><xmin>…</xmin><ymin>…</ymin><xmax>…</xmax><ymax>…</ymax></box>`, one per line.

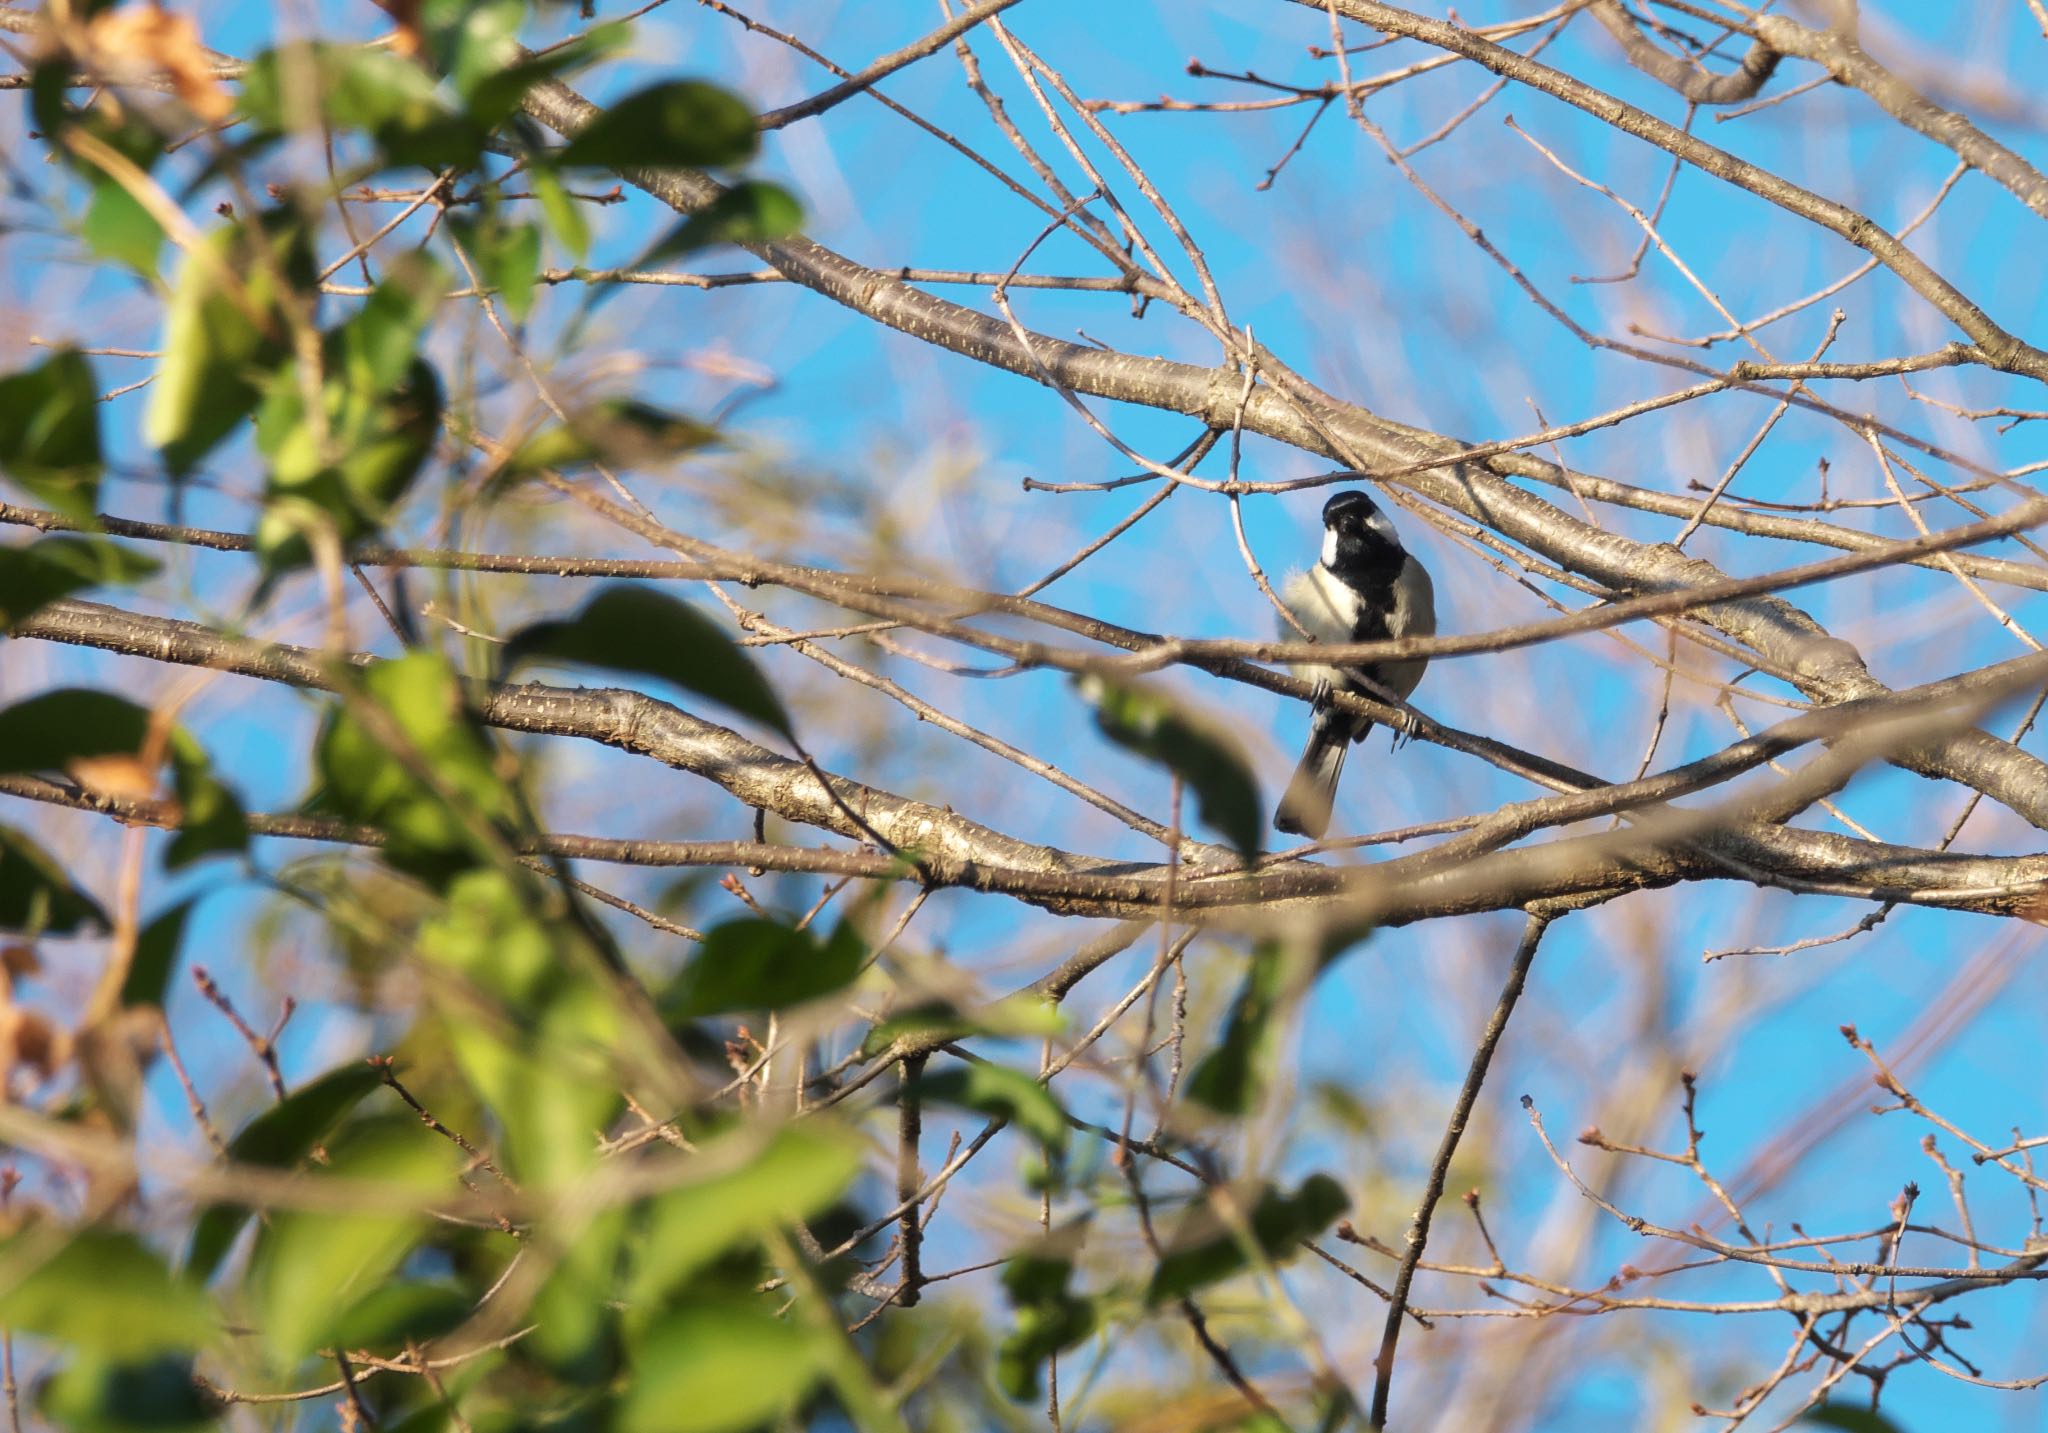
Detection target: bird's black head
<box><xmin>1320</xmin><ymin>489</ymin><xmax>1403</xmax><ymax>576</ymax></box>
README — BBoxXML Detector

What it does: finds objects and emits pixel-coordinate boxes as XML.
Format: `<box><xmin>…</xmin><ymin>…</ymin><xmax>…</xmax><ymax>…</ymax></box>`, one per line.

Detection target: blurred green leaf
<box><xmin>997</xmin><ymin>1232</ymin><xmax>1095</xmax><ymax>1401</ymax></box>
<box><xmin>1803</xmin><ymin>1409</ymin><xmax>1909</xmax><ymax>1433</ymax></box>
<box><xmin>1079</xmin><ymin>674</ymin><xmax>1262</xmax><ymax>858</ymax></box>
<box><xmin>0</xmin><ymin>688</ymin><xmax>148</xmax><ymax>774</ymax></box>
<box><xmin>461</xmin><ymin>21</ymin><xmax>631</xmax><ymax>130</ymax></box>
<box><xmin>504</xmin><ymin>584</ymin><xmax>788</xmax><ymax>738</ymax></box>
<box><xmin>0</xmin><ymin>1227</ymin><xmax>214</xmax><ymax>1357</ymax></box>
<box><xmin>420</xmin><ymin>868</ymin><xmax>623</xmax><ymax>1187</ymax></box>
<box><xmin>504</xmin><ymin>397</ymin><xmax>718</xmax><ymax>475</ymax></box>
<box><xmin>558</xmin><ymin>80</ymin><xmax>758</xmax><ymax>170</ymax></box>
<box><xmin>914</xmin><ymin>1063</ymin><xmax>1068</xmax><ymax>1155</ymax></box>
<box><xmin>38</xmin><ymin>1352</ymin><xmax>214</xmax><ymax>1433</ymax></box>
<box><xmin>0</xmin><ymin>692</ymin><xmax>247</xmax><ymax>865</ymax></box>
<box><xmin>530</xmin><ymin>165</ymin><xmax>591</xmax><ymax>261</ymax></box>
<box><xmin>46</xmin><ymin>107</ymin><xmax>165</xmax><ymax>279</ymax></box>
<box><xmin>185</xmin><ymin>1061</ymin><xmax>385</xmax><ymax>1280</ymax></box>
<box><xmin>620</xmin><ymin>1303</ymin><xmax>822</xmax><ymax>1433</ymax></box>
<box><xmin>251</xmin><ymin>1117</ymin><xmax>453</xmax><ymax>1361</ymax></box>
<box><xmin>528</xmin><ymin>1203</ymin><xmax>626</xmax><ymax>1380</ymax></box>
<box><xmin>1185</xmin><ymin>942</ymin><xmax>1293</xmax><ymax>1117</ymax></box>
<box><xmin>255</xmin><ymin>257</ymin><xmax>445</xmax><ymax>570</ymax></box>
<box><xmin>337</xmin><ymin>254</ymin><xmax>446</xmax><ymax>394</ymax></box>
<box><xmin>82</xmin><ymin>179</ymin><xmax>164</xmax><ymax>278</ymax></box>
<box><xmin>122</xmin><ymin>897</ymin><xmax>196</xmax><ymax>1010</ymax></box>
<box><xmin>0</xmin><ymin>823</ymin><xmax>105</xmax><ymax>936</ymax></box>
<box><xmin>330</xmin><ymin>1280</ymin><xmax>474</xmax><ymax>1350</ymax></box>
<box><xmin>664</xmin><ymin>917</ymin><xmax>862</xmax><ymax>1019</ymax></box>
<box><xmin>859</xmin><ymin>993</ymin><xmax>1064</xmax><ymax>1060</ymax></box>
<box><xmin>241</xmin><ymin>43</ymin><xmax>483</xmax><ymax>169</ymax></box>
<box><xmin>164</xmin><ymin>734</ymin><xmax>248</xmax><ymax>868</ymax></box>
<box><xmin>315</xmin><ymin>651</ymin><xmax>517</xmax><ymax>874</ymax></box>
<box><xmin>645</xmin><ymin>182</ymin><xmax>802</xmax><ymax>261</ymax></box>
<box><xmin>145</xmin><ymin>216</ymin><xmax>310</xmax><ymax>476</ymax></box>
<box><xmin>1146</xmin><ymin>1173</ymin><xmax>1348</xmax><ymax>1305</ymax></box>
<box><xmin>0</xmin><ymin>537</ymin><xmax>159</xmax><ymax>630</ymax></box>
<box><xmin>635</xmin><ymin>1125</ymin><xmax>863</xmax><ymax>1300</ymax></box>
<box><xmin>29</xmin><ymin>58</ymin><xmax>76</xmax><ymax>139</ymax></box>
<box><xmin>435</xmin><ymin>0</ymin><xmax>525</xmax><ymax>105</ymax></box>
<box><xmin>0</xmin><ymin>350</ymin><xmax>103</xmax><ymax>518</ymax></box>
<box><xmin>451</xmin><ymin>211</ymin><xmax>542</xmax><ymax>322</ymax></box>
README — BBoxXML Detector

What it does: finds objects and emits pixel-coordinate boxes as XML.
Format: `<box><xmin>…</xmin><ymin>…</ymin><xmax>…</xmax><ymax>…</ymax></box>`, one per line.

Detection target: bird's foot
<box><xmin>1388</xmin><ymin>706</ymin><xmax>1421</xmax><ymax>749</ymax></box>
<box><xmin>1308</xmin><ymin>676</ymin><xmax>1334</xmax><ymax>712</ymax></box>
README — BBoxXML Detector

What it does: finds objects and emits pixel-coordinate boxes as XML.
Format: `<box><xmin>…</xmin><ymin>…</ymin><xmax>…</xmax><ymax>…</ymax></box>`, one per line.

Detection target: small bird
<box><xmin>1273</xmin><ymin>489</ymin><xmax>1436</xmax><ymax>840</ymax></box>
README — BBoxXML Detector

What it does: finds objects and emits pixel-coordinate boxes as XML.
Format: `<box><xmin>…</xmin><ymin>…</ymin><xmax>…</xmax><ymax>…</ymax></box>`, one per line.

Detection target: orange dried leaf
<box><xmin>383</xmin><ymin>0</ymin><xmax>426</xmax><ymax>59</ymax></box>
<box><xmin>10</xmin><ymin>1010</ymin><xmax>70</xmax><ymax>1080</ymax></box>
<box><xmin>86</xmin><ymin>6</ymin><xmax>233</xmax><ymax>122</ymax></box>
<box><xmin>66</xmin><ymin>753</ymin><xmax>159</xmax><ymax>801</ymax></box>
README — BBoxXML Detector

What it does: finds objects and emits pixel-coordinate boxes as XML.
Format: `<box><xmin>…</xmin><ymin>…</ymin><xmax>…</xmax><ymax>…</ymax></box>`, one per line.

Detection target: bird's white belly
<box><xmin>1279</xmin><ymin>561</ymin><xmax>1436</xmax><ymax>700</ymax></box>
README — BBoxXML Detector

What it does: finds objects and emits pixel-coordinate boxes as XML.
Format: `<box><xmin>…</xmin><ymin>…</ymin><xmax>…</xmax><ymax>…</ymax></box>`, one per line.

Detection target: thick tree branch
<box><xmin>1751</xmin><ymin>12</ymin><xmax>2048</xmax><ymax>224</ymax></box>
<box><xmin>1586</xmin><ymin>0</ymin><xmax>1783</xmax><ymax>106</ymax></box>
<box><xmin>13</xmin><ymin>602</ymin><xmax>2048</xmax><ymax>930</ymax></box>
<box><xmin>1304</xmin><ymin>0</ymin><xmax>2048</xmax><ymax>378</ymax></box>
<box><xmin>514</xmin><ymin>66</ymin><xmax>2048</xmax><ymax>835</ymax></box>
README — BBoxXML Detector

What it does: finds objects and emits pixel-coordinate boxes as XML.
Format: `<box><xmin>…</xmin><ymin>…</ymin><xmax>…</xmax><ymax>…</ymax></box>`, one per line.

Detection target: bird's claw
<box><xmin>1388</xmin><ymin>706</ymin><xmax>1421</xmax><ymax>749</ymax></box>
<box><xmin>1309</xmin><ymin>676</ymin><xmax>1334</xmax><ymax>711</ymax></box>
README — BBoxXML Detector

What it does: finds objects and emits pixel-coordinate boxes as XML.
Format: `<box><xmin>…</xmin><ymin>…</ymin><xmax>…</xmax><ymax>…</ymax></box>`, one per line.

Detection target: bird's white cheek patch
<box><xmin>1321</xmin><ymin>527</ymin><xmax>1340</xmax><ymax>569</ymax></box>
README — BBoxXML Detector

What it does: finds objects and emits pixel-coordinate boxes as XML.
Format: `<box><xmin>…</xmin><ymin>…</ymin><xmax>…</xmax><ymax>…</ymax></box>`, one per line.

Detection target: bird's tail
<box><xmin>1273</xmin><ymin>717</ymin><xmax>1368</xmax><ymax>839</ymax></box>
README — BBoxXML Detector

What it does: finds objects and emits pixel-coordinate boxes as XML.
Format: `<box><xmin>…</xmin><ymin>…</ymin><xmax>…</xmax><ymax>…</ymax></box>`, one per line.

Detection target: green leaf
<box><xmin>38</xmin><ymin>1352</ymin><xmax>215</xmax><ymax>1433</ymax></box>
<box><xmin>451</xmin><ymin>211</ymin><xmax>542</xmax><ymax>323</ymax></box>
<box><xmin>504</xmin><ymin>396</ymin><xmax>718</xmax><ymax>475</ymax></box>
<box><xmin>503</xmin><ymin>585</ymin><xmax>789</xmax><ymax>737</ymax></box>
<box><xmin>164</xmin><ymin>735</ymin><xmax>248</xmax><ymax>868</ymax></box>
<box><xmin>460</xmin><ymin>20</ymin><xmax>631</xmax><ymax>131</ymax></box>
<box><xmin>314</xmin><ymin>651</ymin><xmax>518</xmax><ymax>874</ymax></box>
<box><xmin>527</xmin><ymin>1203</ymin><xmax>626</xmax><ymax>1379</ymax></box>
<box><xmin>145</xmin><ymin>217</ymin><xmax>310</xmax><ymax>476</ymax></box>
<box><xmin>329</xmin><ymin>1280</ymin><xmax>474</xmax><ymax>1349</ymax></box>
<box><xmin>0</xmin><ymin>691</ymin><xmax>244</xmax><ymax>867</ymax></box>
<box><xmin>634</xmin><ymin>1125</ymin><xmax>863</xmax><ymax>1299</ymax></box>
<box><xmin>996</xmin><ymin>1231</ymin><xmax>1096</xmax><ymax>1401</ymax></box>
<box><xmin>0</xmin><ymin>350</ymin><xmax>103</xmax><ymax>518</ymax></box>
<box><xmin>122</xmin><ymin>897</ymin><xmax>197</xmax><ymax>1010</ymax></box>
<box><xmin>336</xmin><ymin>254</ymin><xmax>447</xmax><ymax>395</ymax></box>
<box><xmin>185</xmin><ymin>1061</ymin><xmax>385</xmax><ymax>1280</ymax></box>
<box><xmin>418</xmin><ymin>868</ymin><xmax>624</xmax><ymax>1188</ymax></box>
<box><xmin>0</xmin><ymin>689</ymin><xmax>150</xmax><ymax>774</ymax></box>
<box><xmin>437</xmin><ymin>0</ymin><xmax>525</xmax><ymax>106</ymax></box>
<box><xmin>1803</xmin><ymin>1409</ymin><xmax>1909</xmax><ymax>1433</ymax></box>
<box><xmin>914</xmin><ymin>1064</ymin><xmax>1069</xmax><ymax>1155</ymax></box>
<box><xmin>255</xmin><ymin>258</ymin><xmax>445</xmax><ymax>568</ymax></box>
<box><xmin>82</xmin><ymin>178</ymin><xmax>164</xmax><ymax>278</ymax></box>
<box><xmin>620</xmin><ymin>1303</ymin><xmax>822</xmax><ymax>1433</ymax></box>
<box><xmin>558</xmin><ymin>80</ymin><xmax>759</xmax><ymax>171</ymax></box>
<box><xmin>0</xmin><ymin>1227</ymin><xmax>215</xmax><ymax>1357</ymax></box>
<box><xmin>859</xmin><ymin>993</ymin><xmax>1064</xmax><ymax>1060</ymax></box>
<box><xmin>250</xmin><ymin>1117</ymin><xmax>453</xmax><ymax>1361</ymax></box>
<box><xmin>664</xmin><ymin>917</ymin><xmax>863</xmax><ymax>1020</ymax></box>
<box><xmin>530</xmin><ymin>164</ymin><xmax>591</xmax><ymax>261</ymax></box>
<box><xmin>1079</xmin><ymin>674</ymin><xmax>1262</xmax><ymax>858</ymax></box>
<box><xmin>0</xmin><ymin>537</ymin><xmax>159</xmax><ymax>630</ymax></box>
<box><xmin>645</xmin><ymin>182</ymin><xmax>803</xmax><ymax>262</ymax></box>
<box><xmin>0</xmin><ymin>824</ymin><xmax>105</xmax><ymax>936</ymax></box>
<box><xmin>45</xmin><ymin>105</ymin><xmax>164</xmax><ymax>278</ymax></box>
<box><xmin>240</xmin><ymin>44</ymin><xmax>483</xmax><ymax>169</ymax></box>
<box><xmin>1185</xmin><ymin>942</ymin><xmax>1294</xmax><ymax>1117</ymax></box>
<box><xmin>1146</xmin><ymin>1173</ymin><xmax>1348</xmax><ymax>1305</ymax></box>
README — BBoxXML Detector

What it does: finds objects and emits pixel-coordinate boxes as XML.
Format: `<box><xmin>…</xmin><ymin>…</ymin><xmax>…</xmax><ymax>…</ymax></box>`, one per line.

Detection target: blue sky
<box><xmin>6</xmin><ymin>1</ymin><xmax>2048</xmax><ymax>1426</ymax></box>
